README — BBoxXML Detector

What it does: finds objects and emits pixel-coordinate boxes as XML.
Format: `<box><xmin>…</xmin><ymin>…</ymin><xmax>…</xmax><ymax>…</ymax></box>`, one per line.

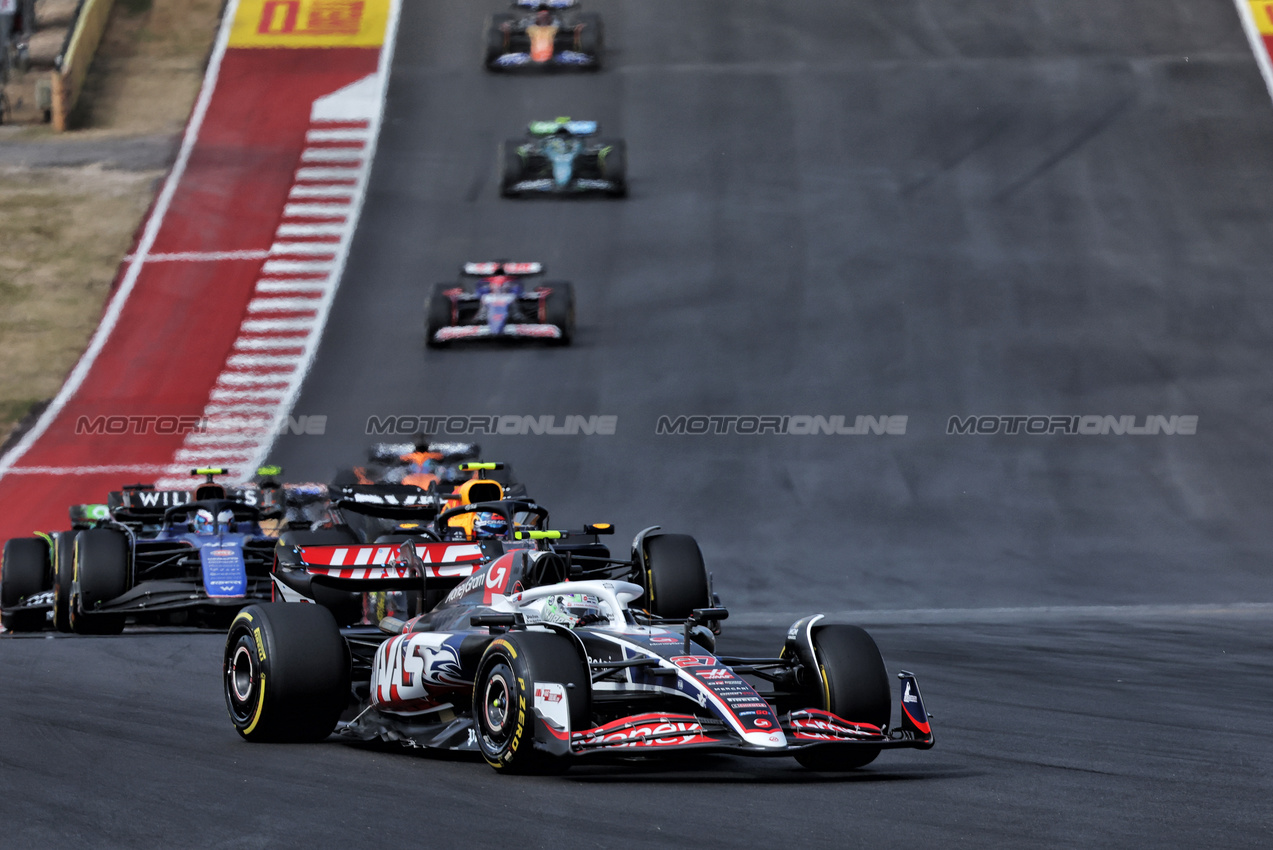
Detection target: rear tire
<box><xmin>484</xmin><ymin>13</ymin><xmax>515</xmax><ymax>70</ymax></box>
<box><xmin>70</xmin><ymin>529</ymin><xmax>128</xmax><ymax>635</ymax></box>
<box><xmin>541</xmin><ymin>281</ymin><xmax>575</xmax><ymax>345</ymax></box>
<box><xmin>224</xmin><ymin>603</ymin><xmax>350</xmax><ymax>742</ymax></box>
<box><xmin>575</xmin><ymin>12</ymin><xmax>603</xmax><ymax>67</ymax></box>
<box><xmin>500</xmin><ymin>140</ymin><xmax>524</xmax><ymax>197</ymax></box>
<box><xmin>53</xmin><ymin>532</ymin><xmax>77</xmax><ymax>632</ymax></box>
<box><xmin>794</xmin><ymin>625</ymin><xmax>891</xmax><ymax>771</ymax></box>
<box><xmin>638</xmin><ymin>533</ymin><xmax>710</xmax><ymax>619</ymax></box>
<box><xmin>474</xmin><ymin>631</ymin><xmax>590</xmax><ymax>774</ymax></box>
<box><xmin>426</xmin><ymin>283</ymin><xmax>454</xmax><ymax>348</ymax></box>
<box><xmin>2</xmin><ymin>537</ymin><xmax>51</xmax><ymax>632</ymax></box>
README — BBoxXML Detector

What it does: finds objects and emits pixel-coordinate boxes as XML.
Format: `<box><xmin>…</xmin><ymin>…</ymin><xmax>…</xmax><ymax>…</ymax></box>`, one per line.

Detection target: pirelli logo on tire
<box><xmin>230</xmin><ymin>0</ymin><xmax>392</xmax><ymax>48</ymax></box>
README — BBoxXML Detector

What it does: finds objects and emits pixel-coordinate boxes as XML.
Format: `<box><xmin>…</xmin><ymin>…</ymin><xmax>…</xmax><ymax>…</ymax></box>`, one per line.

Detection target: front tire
<box><xmin>598</xmin><ymin>139</ymin><xmax>626</xmax><ymax>197</ymax></box>
<box><xmin>541</xmin><ymin>281</ymin><xmax>575</xmax><ymax>345</ymax></box>
<box><xmin>474</xmin><ymin>630</ymin><xmax>590</xmax><ymax>774</ymax></box>
<box><xmin>500</xmin><ymin>140</ymin><xmax>524</xmax><ymax>197</ymax></box>
<box><xmin>426</xmin><ymin>283</ymin><xmax>454</xmax><ymax>348</ymax></box>
<box><xmin>2</xmin><ymin>537</ymin><xmax>51</xmax><ymax>632</ymax></box>
<box><xmin>70</xmin><ymin>529</ymin><xmax>128</xmax><ymax>635</ymax></box>
<box><xmin>638</xmin><ymin>533</ymin><xmax>710</xmax><ymax>619</ymax></box>
<box><xmin>224</xmin><ymin>603</ymin><xmax>350</xmax><ymax>742</ymax></box>
<box><xmin>794</xmin><ymin>625</ymin><xmax>891</xmax><ymax>771</ymax></box>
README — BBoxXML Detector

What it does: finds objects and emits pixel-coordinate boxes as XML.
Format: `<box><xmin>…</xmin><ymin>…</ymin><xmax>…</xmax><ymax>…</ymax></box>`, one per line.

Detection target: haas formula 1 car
<box><xmin>500</xmin><ymin>118</ymin><xmax>626</xmax><ymax>198</ymax></box>
<box><xmin>224</xmin><ymin>521</ymin><xmax>934</xmax><ymax>773</ymax></box>
<box><xmin>484</xmin><ymin>0</ymin><xmax>603</xmax><ymax>71</ymax></box>
<box><xmin>427</xmin><ymin>262</ymin><xmax>575</xmax><ymax>346</ymax></box>
<box><xmin>2</xmin><ymin>469</ymin><xmax>278</xmax><ymax>634</ymax></box>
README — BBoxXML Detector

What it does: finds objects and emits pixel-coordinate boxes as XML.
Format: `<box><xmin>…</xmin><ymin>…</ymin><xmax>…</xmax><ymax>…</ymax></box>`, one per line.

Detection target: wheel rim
<box><xmin>483</xmin><ymin>669</ymin><xmax>512</xmax><ymax>740</ymax></box>
<box><xmin>225</xmin><ymin>633</ymin><xmax>261</xmax><ymax>724</ymax></box>
<box><xmin>231</xmin><ymin>644</ymin><xmax>256</xmax><ymax>702</ymax></box>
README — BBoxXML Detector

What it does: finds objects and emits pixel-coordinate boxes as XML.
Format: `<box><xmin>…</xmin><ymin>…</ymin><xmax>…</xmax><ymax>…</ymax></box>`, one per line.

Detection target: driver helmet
<box><xmin>542</xmin><ymin>593</ymin><xmax>608</xmax><ymax>627</ymax></box>
<box><xmin>472</xmin><ymin>511</ymin><xmax>509</xmax><ymax>539</ymax></box>
<box><xmin>194</xmin><ymin>507</ymin><xmax>234</xmax><ymax>534</ymax></box>
<box><xmin>535</xmin><ymin>9</ymin><xmax>552</xmax><ymax>24</ymax></box>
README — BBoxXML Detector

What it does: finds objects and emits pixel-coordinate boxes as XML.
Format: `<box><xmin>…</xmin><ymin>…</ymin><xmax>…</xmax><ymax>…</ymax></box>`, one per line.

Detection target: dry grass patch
<box><xmin>0</xmin><ymin>0</ymin><xmax>222</xmax><ymax>446</ymax></box>
<box><xmin>0</xmin><ymin>166</ymin><xmax>163</xmax><ymax>444</ymax></box>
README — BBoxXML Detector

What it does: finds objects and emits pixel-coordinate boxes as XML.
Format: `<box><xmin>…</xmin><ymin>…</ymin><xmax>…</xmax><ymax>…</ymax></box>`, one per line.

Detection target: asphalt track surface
<box><xmin>1</xmin><ymin>617</ymin><xmax>1269</xmax><ymax>848</ymax></box>
<box><xmin>7</xmin><ymin>0</ymin><xmax>1273</xmax><ymax>846</ymax></box>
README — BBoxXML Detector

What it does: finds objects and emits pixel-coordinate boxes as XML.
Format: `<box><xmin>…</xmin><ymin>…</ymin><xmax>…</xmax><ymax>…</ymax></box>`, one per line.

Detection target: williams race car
<box><xmin>500</xmin><ymin>119</ymin><xmax>626</xmax><ymax>198</ymax></box>
<box><xmin>427</xmin><ymin>262</ymin><xmax>575</xmax><ymax>346</ymax></box>
<box><xmin>2</xmin><ymin>470</ymin><xmax>278</xmax><ymax>634</ymax></box>
<box><xmin>484</xmin><ymin>0</ymin><xmax>603</xmax><ymax>71</ymax></box>
<box><xmin>224</xmin><ymin>526</ymin><xmax>933</xmax><ymax>773</ymax></box>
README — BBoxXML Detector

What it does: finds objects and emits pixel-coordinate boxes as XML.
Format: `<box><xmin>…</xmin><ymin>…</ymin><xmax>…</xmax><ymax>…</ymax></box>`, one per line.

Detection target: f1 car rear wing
<box><xmin>527</xmin><ymin>117</ymin><xmax>597</xmax><ymax>136</ymax></box>
<box><xmin>515</xmin><ymin>0</ymin><xmax>576</xmax><ymax>8</ymax></box>
<box><xmin>276</xmin><ymin>539</ymin><xmax>494</xmax><ymax>592</ymax></box>
<box><xmin>332</xmin><ymin>484</ymin><xmax>446</xmax><ymax>519</ymax></box>
<box><xmin>368</xmin><ymin>441</ymin><xmax>482</xmax><ymax>463</ymax></box>
<box><xmin>462</xmin><ymin>262</ymin><xmax>543</xmax><ymax>276</ymax></box>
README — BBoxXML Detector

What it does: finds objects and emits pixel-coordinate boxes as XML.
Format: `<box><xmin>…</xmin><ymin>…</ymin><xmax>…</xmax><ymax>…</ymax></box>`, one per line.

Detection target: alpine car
<box><xmin>501</xmin><ymin>119</ymin><xmax>626</xmax><ymax>198</ymax></box>
<box><xmin>2</xmin><ymin>470</ymin><xmax>278</xmax><ymax>634</ymax></box>
<box><xmin>224</xmin><ymin>525</ymin><xmax>934</xmax><ymax>773</ymax></box>
<box><xmin>484</xmin><ymin>0</ymin><xmax>603</xmax><ymax>72</ymax></box>
<box><xmin>427</xmin><ymin>262</ymin><xmax>575</xmax><ymax>346</ymax></box>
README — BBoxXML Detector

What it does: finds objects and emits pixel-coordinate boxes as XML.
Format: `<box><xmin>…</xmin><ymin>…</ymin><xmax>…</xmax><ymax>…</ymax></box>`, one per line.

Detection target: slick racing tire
<box><xmin>426</xmin><ymin>283</ymin><xmax>453</xmax><ymax>348</ymax></box>
<box><xmin>224</xmin><ymin>603</ymin><xmax>350</xmax><ymax>742</ymax></box>
<box><xmin>474</xmin><ymin>631</ymin><xmax>591</xmax><ymax>774</ymax></box>
<box><xmin>639</xmin><ymin>533</ymin><xmax>710</xmax><ymax>620</ymax></box>
<box><xmin>500</xmin><ymin>140</ymin><xmax>524</xmax><ymax>197</ymax></box>
<box><xmin>541</xmin><ymin>281</ymin><xmax>575</xmax><ymax>346</ymax></box>
<box><xmin>278</xmin><ymin>528</ymin><xmax>364</xmax><ymax>625</ymax></box>
<box><xmin>598</xmin><ymin>139</ymin><xmax>626</xmax><ymax>197</ymax></box>
<box><xmin>794</xmin><ymin>625</ymin><xmax>892</xmax><ymax>771</ymax></box>
<box><xmin>53</xmin><ymin>531</ymin><xmax>77</xmax><ymax>633</ymax></box>
<box><xmin>1</xmin><ymin>537</ymin><xmax>51</xmax><ymax>632</ymax></box>
<box><xmin>69</xmin><ymin>529</ymin><xmax>128</xmax><ymax>636</ymax></box>
<box><xmin>483</xmin><ymin>13</ymin><xmax>515</xmax><ymax>69</ymax></box>
<box><xmin>575</xmin><ymin>12</ymin><xmax>603</xmax><ymax>66</ymax></box>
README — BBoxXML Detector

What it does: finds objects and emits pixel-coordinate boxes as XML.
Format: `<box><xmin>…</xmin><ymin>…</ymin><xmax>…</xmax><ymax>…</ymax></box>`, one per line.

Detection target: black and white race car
<box><xmin>223</xmin><ymin>525</ymin><xmax>934</xmax><ymax>773</ymax></box>
<box><xmin>500</xmin><ymin>118</ymin><xmax>626</xmax><ymax>198</ymax></box>
<box><xmin>484</xmin><ymin>0</ymin><xmax>603</xmax><ymax>71</ymax></box>
<box><xmin>427</xmin><ymin>262</ymin><xmax>575</xmax><ymax>346</ymax></box>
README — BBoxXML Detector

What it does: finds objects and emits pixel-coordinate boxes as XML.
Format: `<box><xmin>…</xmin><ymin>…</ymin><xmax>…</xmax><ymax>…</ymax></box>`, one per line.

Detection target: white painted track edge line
<box><xmin>0</xmin><ymin>0</ymin><xmax>244</xmax><ymax>480</ymax></box>
<box><xmin>242</xmin><ymin>0</ymin><xmax>404</xmax><ymax>481</ymax></box>
<box><xmin>1234</xmin><ymin>0</ymin><xmax>1273</xmax><ymax>104</ymax></box>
